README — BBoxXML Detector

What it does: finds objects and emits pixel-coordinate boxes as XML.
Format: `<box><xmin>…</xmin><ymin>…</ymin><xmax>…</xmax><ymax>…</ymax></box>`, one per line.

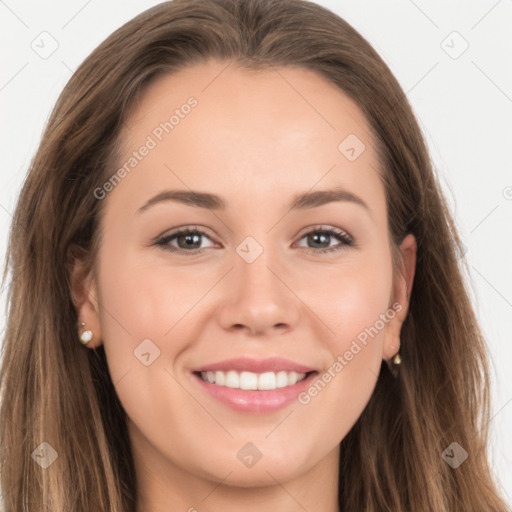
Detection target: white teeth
<box><xmin>276</xmin><ymin>371</ymin><xmax>289</xmax><ymax>388</ymax></box>
<box><xmin>239</xmin><ymin>371</ymin><xmax>258</xmax><ymax>390</ymax></box>
<box><xmin>225</xmin><ymin>370</ymin><xmax>239</xmax><ymax>388</ymax></box>
<box><xmin>288</xmin><ymin>371</ymin><xmax>298</xmax><ymax>385</ymax></box>
<box><xmin>199</xmin><ymin>370</ymin><xmax>307</xmax><ymax>390</ymax></box>
<box><xmin>258</xmin><ymin>371</ymin><xmax>276</xmax><ymax>390</ymax></box>
<box><xmin>214</xmin><ymin>371</ymin><xmax>225</xmax><ymax>386</ymax></box>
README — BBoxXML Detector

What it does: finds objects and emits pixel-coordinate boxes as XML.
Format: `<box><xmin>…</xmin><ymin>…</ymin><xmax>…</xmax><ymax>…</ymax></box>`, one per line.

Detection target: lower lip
<box><xmin>191</xmin><ymin>371</ymin><xmax>318</xmax><ymax>413</ymax></box>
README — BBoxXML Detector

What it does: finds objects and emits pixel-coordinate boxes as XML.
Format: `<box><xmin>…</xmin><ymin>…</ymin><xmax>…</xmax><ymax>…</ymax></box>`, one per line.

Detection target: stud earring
<box><xmin>392</xmin><ymin>352</ymin><xmax>401</xmax><ymax>365</ymax></box>
<box><xmin>78</xmin><ymin>321</ymin><xmax>93</xmax><ymax>345</ymax></box>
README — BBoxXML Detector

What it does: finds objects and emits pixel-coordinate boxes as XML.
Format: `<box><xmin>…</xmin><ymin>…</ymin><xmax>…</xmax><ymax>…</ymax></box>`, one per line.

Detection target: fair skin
<box><xmin>72</xmin><ymin>59</ymin><xmax>416</xmax><ymax>511</ymax></box>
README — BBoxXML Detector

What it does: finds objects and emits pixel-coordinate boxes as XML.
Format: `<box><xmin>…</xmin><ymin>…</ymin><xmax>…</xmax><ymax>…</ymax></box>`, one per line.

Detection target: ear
<box><xmin>69</xmin><ymin>248</ymin><xmax>103</xmax><ymax>348</ymax></box>
<box><xmin>382</xmin><ymin>233</ymin><xmax>417</xmax><ymax>360</ymax></box>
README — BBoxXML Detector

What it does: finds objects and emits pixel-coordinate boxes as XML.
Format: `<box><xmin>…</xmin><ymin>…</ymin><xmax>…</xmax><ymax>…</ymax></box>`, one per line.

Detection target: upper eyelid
<box><xmin>295</xmin><ymin>225</ymin><xmax>352</xmax><ymax>240</ymax></box>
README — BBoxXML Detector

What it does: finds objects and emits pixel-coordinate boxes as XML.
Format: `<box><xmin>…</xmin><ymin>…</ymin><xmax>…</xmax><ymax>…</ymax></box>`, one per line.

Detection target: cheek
<box><xmin>94</xmin><ymin>250</ymin><xmax>192</xmax><ymax>382</ymax></box>
<box><xmin>297</xmin><ymin>256</ymin><xmax>394</xmax><ymax>429</ymax></box>
<box><xmin>95</xmin><ymin>255</ymin><xmax>204</xmax><ymax>446</ymax></box>
<box><xmin>300</xmin><ymin>254</ymin><xmax>394</xmax><ymax>354</ymax></box>
<box><xmin>97</xmin><ymin>243</ymin><xmax>208</xmax><ymax>337</ymax></box>
<box><xmin>295</xmin><ymin>253</ymin><xmax>393</xmax><ymax>410</ymax></box>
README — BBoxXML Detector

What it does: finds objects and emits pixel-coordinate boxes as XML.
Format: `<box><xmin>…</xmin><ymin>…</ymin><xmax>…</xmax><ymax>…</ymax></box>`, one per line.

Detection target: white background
<box><xmin>0</xmin><ymin>0</ymin><xmax>510</xmax><ymax>503</ymax></box>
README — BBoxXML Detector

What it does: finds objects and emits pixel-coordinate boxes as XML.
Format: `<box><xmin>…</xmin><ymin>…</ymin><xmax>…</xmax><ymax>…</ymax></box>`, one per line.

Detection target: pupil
<box><xmin>309</xmin><ymin>233</ymin><xmax>328</xmax><ymax>248</ymax></box>
<box><xmin>179</xmin><ymin>233</ymin><xmax>200</xmax><ymax>249</ymax></box>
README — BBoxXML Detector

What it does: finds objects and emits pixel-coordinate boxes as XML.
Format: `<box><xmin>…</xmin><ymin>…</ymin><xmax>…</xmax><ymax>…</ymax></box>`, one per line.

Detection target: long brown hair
<box><xmin>1</xmin><ymin>0</ymin><xmax>508</xmax><ymax>510</ymax></box>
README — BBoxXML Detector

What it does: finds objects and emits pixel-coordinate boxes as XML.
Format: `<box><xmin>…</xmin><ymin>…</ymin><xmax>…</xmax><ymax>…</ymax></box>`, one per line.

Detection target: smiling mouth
<box><xmin>193</xmin><ymin>370</ymin><xmax>317</xmax><ymax>390</ymax></box>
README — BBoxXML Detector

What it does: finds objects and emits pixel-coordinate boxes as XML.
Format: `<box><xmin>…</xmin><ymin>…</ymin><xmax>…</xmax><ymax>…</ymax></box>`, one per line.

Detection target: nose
<box><xmin>216</xmin><ymin>247</ymin><xmax>300</xmax><ymax>337</ymax></box>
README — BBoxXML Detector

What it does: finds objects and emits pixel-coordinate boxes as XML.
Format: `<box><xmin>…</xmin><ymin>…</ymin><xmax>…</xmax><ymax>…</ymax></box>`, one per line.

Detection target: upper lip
<box><xmin>193</xmin><ymin>357</ymin><xmax>316</xmax><ymax>374</ymax></box>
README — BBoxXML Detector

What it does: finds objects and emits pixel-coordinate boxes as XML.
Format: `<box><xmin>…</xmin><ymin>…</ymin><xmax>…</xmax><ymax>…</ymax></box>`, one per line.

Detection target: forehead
<box><xmin>109</xmin><ymin>59</ymin><xmax>385</xmax><ymax>218</ymax></box>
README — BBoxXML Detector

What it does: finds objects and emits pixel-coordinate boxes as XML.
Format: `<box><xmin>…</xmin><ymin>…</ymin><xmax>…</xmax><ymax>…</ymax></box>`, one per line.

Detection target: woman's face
<box><xmin>75</xmin><ymin>59</ymin><xmax>415</xmax><ymax>493</ymax></box>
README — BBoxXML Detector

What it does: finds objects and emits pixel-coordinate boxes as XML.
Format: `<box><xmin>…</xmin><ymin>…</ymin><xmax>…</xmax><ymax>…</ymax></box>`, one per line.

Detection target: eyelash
<box><xmin>154</xmin><ymin>225</ymin><xmax>354</xmax><ymax>256</ymax></box>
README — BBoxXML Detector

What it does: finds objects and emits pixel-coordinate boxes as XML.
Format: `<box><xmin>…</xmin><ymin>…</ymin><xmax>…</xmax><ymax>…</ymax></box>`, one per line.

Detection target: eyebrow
<box><xmin>136</xmin><ymin>187</ymin><xmax>369</xmax><ymax>214</ymax></box>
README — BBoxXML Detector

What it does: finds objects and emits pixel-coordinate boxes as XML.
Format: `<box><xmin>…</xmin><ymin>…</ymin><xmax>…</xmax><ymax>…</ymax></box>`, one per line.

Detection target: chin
<box><xmin>195</xmin><ymin>449</ymin><xmax>311</xmax><ymax>488</ymax></box>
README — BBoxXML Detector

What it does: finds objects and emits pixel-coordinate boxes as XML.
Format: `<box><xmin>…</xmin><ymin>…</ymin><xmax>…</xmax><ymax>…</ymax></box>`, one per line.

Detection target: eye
<box><xmin>154</xmin><ymin>225</ymin><xmax>354</xmax><ymax>255</ymax></box>
<box><xmin>154</xmin><ymin>226</ymin><xmax>217</xmax><ymax>255</ymax></box>
<box><xmin>294</xmin><ymin>225</ymin><xmax>353</xmax><ymax>254</ymax></box>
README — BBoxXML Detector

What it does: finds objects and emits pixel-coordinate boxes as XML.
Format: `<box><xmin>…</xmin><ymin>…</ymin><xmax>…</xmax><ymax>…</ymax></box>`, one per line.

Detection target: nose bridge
<box><xmin>234</xmin><ymin>236</ymin><xmax>284</xmax><ymax>304</ymax></box>
<box><xmin>217</xmin><ymin>234</ymin><xmax>299</xmax><ymax>335</ymax></box>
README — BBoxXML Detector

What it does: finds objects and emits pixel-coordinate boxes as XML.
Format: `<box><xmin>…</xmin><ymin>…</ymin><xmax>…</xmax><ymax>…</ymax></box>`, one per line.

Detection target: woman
<box><xmin>0</xmin><ymin>0</ymin><xmax>509</xmax><ymax>510</ymax></box>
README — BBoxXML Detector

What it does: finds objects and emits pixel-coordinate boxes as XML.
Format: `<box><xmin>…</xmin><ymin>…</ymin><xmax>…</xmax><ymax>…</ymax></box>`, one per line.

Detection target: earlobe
<box><xmin>69</xmin><ymin>249</ymin><xmax>103</xmax><ymax>348</ymax></box>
